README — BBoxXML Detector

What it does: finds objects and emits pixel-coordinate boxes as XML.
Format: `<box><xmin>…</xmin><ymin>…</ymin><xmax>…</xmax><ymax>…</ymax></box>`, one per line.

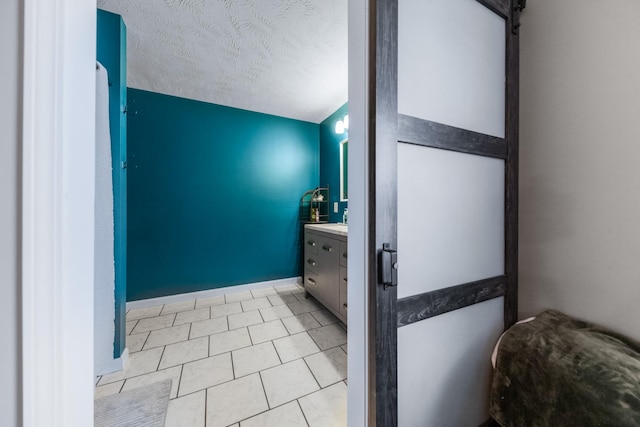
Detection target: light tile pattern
<box><xmin>131</xmin><ymin>313</ymin><xmax>176</xmax><ymax>334</ymax></box>
<box><xmin>228</xmin><ymin>310</ymin><xmax>264</xmax><ymax>330</ymax></box>
<box><xmin>126</xmin><ymin>331</ymin><xmax>149</xmax><ymax>353</ymax></box>
<box><xmin>248</xmin><ymin>320</ymin><xmax>289</xmax><ymax>344</ymax></box>
<box><xmin>307</xmin><ymin>324</ymin><xmax>347</xmax><ymax>351</ymax></box>
<box><xmin>232</xmin><ymin>342</ymin><xmax>281</xmax><ymax>378</ymax></box>
<box><xmin>95</xmin><ymin>283</ymin><xmax>347</xmax><ymax>426</ymax></box>
<box><xmin>179</xmin><ymin>353</ymin><xmax>234</xmax><ymax>396</ymax></box>
<box><xmin>161</xmin><ymin>300</ymin><xmax>196</xmax><ymax>315</ymax></box>
<box><xmin>282</xmin><ymin>313</ymin><xmax>321</xmax><ymax>334</ymax></box>
<box><xmin>298</xmin><ymin>382</ymin><xmax>348</xmax><ymax>427</ymax></box>
<box><xmin>272</xmin><ymin>332</ymin><xmax>320</xmax><ymax>363</ymax></box>
<box><xmin>165</xmin><ymin>390</ymin><xmax>206</xmax><ymax>427</ymax></box>
<box><xmin>211</xmin><ymin>302</ymin><xmax>243</xmax><ymax>318</ymax></box>
<box><xmin>94</xmin><ymin>380</ymin><xmax>124</xmax><ymax>399</ymax></box>
<box><xmin>189</xmin><ymin>317</ymin><xmax>228</xmax><ymax>339</ymax></box>
<box><xmin>126</xmin><ymin>320</ymin><xmax>138</xmax><ymax>334</ymax></box>
<box><xmin>195</xmin><ymin>295</ymin><xmax>225</xmax><ymax>308</ymax></box>
<box><xmin>206</xmin><ymin>373</ymin><xmax>268</xmax><ymax>427</ymax></box>
<box><xmin>260</xmin><ymin>359</ymin><xmax>320</xmax><ymax>408</ymax></box>
<box><xmin>259</xmin><ymin>305</ymin><xmax>294</xmax><ymax>322</ymax></box>
<box><xmin>143</xmin><ymin>324</ymin><xmax>190</xmax><ymax>349</ymax></box>
<box><xmin>209</xmin><ymin>328</ymin><xmax>252</xmax><ymax>356</ymax></box>
<box><xmin>159</xmin><ymin>336</ymin><xmax>209</xmax><ymax>369</ymax></box>
<box><xmin>241</xmin><ymin>401</ymin><xmax>307</xmax><ymax>427</ymax></box>
<box><xmin>174</xmin><ymin>307</ymin><xmax>210</xmax><ymax>326</ymax></box>
<box><xmin>241</xmin><ymin>297</ymin><xmax>272</xmax><ymax>312</ymax></box>
<box><xmin>304</xmin><ymin>347</ymin><xmax>348</xmax><ymax>388</ymax></box>
<box><xmin>310</xmin><ymin>310</ymin><xmax>339</xmax><ymax>326</ymax></box>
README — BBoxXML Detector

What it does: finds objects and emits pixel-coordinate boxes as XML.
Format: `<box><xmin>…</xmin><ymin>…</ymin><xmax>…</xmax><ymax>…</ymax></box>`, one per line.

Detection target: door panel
<box><xmin>366</xmin><ymin>0</ymin><xmax>519</xmax><ymax>424</ymax></box>
<box><xmin>398</xmin><ymin>0</ymin><xmax>506</xmax><ymax>138</ymax></box>
<box><xmin>398</xmin><ymin>297</ymin><xmax>504</xmax><ymax>426</ymax></box>
<box><xmin>397</xmin><ymin>144</ymin><xmax>504</xmax><ymax>299</ymax></box>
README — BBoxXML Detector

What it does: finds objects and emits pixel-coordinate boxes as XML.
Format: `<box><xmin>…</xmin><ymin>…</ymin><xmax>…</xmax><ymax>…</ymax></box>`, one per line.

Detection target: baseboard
<box><xmin>126</xmin><ymin>276</ymin><xmax>303</xmax><ymax>310</ymax></box>
<box><xmin>97</xmin><ymin>347</ymin><xmax>129</xmax><ymax>376</ymax></box>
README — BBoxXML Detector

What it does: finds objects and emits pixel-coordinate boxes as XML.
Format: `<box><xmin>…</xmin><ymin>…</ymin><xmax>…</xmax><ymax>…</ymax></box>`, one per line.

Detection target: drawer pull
<box><xmin>307</xmin><ymin>277</ymin><xmax>316</xmax><ymax>285</ymax></box>
<box><xmin>322</xmin><ymin>245</ymin><xmax>333</xmax><ymax>252</ymax></box>
<box><xmin>307</xmin><ymin>259</ymin><xmax>316</xmax><ymax>266</ymax></box>
<box><xmin>342</xmin><ymin>253</ymin><xmax>347</xmax><ymax>258</ymax></box>
<box><xmin>307</xmin><ymin>240</ymin><xmax>316</xmax><ymax>247</ymax></box>
<box><xmin>343</xmin><ymin>278</ymin><xmax>348</xmax><ymax>283</ymax></box>
<box><xmin>343</xmin><ymin>303</ymin><xmax>348</xmax><ymax>309</ymax></box>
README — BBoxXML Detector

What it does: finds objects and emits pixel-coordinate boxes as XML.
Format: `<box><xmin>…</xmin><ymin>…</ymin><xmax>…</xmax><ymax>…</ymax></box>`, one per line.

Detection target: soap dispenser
<box><xmin>342</xmin><ymin>207</ymin><xmax>348</xmax><ymax>224</ymax></box>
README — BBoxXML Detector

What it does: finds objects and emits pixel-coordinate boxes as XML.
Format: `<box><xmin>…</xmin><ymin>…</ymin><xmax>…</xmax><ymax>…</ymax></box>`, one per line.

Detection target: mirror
<box><xmin>340</xmin><ymin>139</ymin><xmax>348</xmax><ymax>201</ymax></box>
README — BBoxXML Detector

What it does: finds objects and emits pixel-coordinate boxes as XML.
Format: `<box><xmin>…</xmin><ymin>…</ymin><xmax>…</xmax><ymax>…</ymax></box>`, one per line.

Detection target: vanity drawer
<box><xmin>305</xmin><ymin>233</ymin><xmax>319</xmax><ymax>255</ymax></box>
<box><xmin>339</xmin><ymin>241</ymin><xmax>347</xmax><ymax>267</ymax></box>
<box><xmin>305</xmin><ymin>254</ymin><xmax>318</xmax><ymax>274</ymax></box>
<box><xmin>305</xmin><ymin>269</ymin><xmax>320</xmax><ymax>292</ymax></box>
<box><xmin>339</xmin><ymin>266</ymin><xmax>347</xmax><ymax>294</ymax></box>
<box><xmin>339</xmin><ymin>291</ymin><xmax>348</xmax><ymax>319</ymax></box>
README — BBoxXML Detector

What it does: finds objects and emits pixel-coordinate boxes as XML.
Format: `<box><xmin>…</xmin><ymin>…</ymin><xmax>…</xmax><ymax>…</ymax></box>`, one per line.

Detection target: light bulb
<box><xmin>335</xmin><ymin>120</ymin><xmax>345</xmax><ymax>134</ymax></box>
<box><xmin>343</xmin><ymin>114</ymin><xmax>349</xmax><ymax>130</ymax></box>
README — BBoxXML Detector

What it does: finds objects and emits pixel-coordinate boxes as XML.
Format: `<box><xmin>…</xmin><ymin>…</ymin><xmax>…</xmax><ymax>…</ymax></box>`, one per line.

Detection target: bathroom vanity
<box><xmin>303</xmin><ymin>223</ymin><xmax>347</xmax><ymax>324</ymax></box>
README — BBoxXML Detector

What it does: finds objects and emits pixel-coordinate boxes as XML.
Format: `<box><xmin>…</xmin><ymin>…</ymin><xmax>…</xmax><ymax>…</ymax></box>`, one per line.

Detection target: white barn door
<box><xmin>366</xmin><ymin>0</ymin><xmax>521</xmax><ymax>425</ymax></box>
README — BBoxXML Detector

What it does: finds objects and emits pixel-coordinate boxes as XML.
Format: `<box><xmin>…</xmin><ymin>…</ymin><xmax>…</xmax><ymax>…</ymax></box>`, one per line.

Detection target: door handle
<box><xmin>379</xmin><ymin>243</ymin><xmax>398</xmax><ymax>289</ymax></box>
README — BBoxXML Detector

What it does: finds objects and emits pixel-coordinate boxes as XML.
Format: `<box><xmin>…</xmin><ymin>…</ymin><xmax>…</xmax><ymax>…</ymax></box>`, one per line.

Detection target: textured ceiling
<box><xmin>97</xmin><ymin>0</ymin><xmax>348</xmax><ymax>123</ymax></box>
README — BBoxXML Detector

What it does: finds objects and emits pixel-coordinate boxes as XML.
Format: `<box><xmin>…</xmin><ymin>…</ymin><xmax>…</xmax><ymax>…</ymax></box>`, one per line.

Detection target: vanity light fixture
<box><xmin>335</xmin><ymin>114</ymin><xmax>349</xmax><ymax>135</ymax></box>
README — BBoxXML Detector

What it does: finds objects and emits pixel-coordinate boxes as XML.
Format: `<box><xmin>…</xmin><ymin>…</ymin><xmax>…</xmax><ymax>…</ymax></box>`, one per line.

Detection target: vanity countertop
<box><xmin>304</xmin><ymin>223</ymin><xmax>348</xmax><ymax>237</ymax></box>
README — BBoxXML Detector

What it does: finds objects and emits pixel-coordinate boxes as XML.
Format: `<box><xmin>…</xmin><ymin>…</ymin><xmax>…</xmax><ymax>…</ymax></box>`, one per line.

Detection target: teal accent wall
<box><xmin>97</xmin><ymin>9</ymin><xmax>127</xmax><ymax>358</ymax></box>
<box><xmin>320</xmin><ymin>103</ymin><xmax>349</xmax><ymax>223</ymax></box>
<box><xmin>127</xmin><ymin>89</ymin><xmax>319</xmax><ymax>300</ymax></box>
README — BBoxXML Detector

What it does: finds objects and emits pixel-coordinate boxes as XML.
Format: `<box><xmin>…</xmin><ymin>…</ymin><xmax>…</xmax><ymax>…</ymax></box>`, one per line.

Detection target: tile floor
<box><xmin>95</xmin><ymin>284</ymin><xmax>348</xmax><ymax>427</ymax></box>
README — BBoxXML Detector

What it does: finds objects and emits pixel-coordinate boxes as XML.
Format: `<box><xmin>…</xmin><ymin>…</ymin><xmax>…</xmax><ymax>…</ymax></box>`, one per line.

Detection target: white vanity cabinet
<box><xmin>304</xmin><ymin>224</ymin><xmax>347</xmax><ymax>324</ymax></box>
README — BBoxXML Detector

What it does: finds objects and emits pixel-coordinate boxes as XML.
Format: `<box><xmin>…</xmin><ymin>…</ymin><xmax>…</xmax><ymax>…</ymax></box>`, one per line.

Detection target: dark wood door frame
<box><xmin>366</xmin><ymin>0</ymin><xmax>521</xmax><ymax>425</ymax></box>
<box><xmin>367</xmin><ymin>0</ymin><xmax>398</xmax><ymax>424</ymax></box>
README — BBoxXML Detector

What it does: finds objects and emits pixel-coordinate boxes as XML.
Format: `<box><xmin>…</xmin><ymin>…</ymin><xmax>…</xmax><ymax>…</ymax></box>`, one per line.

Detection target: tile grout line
<box><xmin>301</xmin><ymin>356</ymin><xmax>323</xmax><ymax>390</ymax></box>
<box><xmin>127</xmin><ymin>319</ymin><xmax>140</xmax><ymax>335</ymax></box>
<box><xmin>297</xmin><ymin>399</ymin><xmax>312</xmax><ymax>427</ymax></box>
<box><xmin>271</xmin><ymin>340</ymin><xmax>283</xmax><ymax>365</ymax></box>
<box><xmin>156</xmin><ymin>344</ymin><xmax>167</xmax><ymax>372</ymax></box>
<box><xmin>229</xmin><ymin>348</ymin><xmax>236</xmax><ymax>379</ymax></box>
<box><xmin>139</xmin><ymin>330</ymin><xmax>152</xmax><ymax>352</ymax></box>
<box><xmin>176</xmin><ymin>363</ymin><xmax>184</xmax><ymax>398</ymax></box>
<box><xmin>258</xmin><ymin>371</ymin><xmax>272</xmax><ymax>410</ymax></box>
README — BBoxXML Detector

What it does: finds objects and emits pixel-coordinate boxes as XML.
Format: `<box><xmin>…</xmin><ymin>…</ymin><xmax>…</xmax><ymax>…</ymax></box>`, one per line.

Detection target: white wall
<box><xmin>0</xmin><ymin>0</ymin><xmax>22</xmax><ymax>425</ymax></box>
<box><xmin>519</xmin><ymin>0</ymin><xmax>640</xmax><ymax>341</ymax></box>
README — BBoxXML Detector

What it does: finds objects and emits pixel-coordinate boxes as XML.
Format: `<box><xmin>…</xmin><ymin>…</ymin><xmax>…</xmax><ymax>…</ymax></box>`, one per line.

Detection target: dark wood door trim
<box><xmin>504</xmin><ymin>5</ymin><xmax>520</xmax><ymax>329</ymax></box>
<box><xmin>368</xmin><ymin>0</ymin><xmax>398</xmax><ymax>425</ymax></box>
<box><xmin>397</xmin><ymin>276</ymin><xmax>506</xmax><ymax>327</ymax></box>
<box><xmin>398</xmin><ymin>114</ymin><xmax>507</xmax><ymax>159</ymax></box>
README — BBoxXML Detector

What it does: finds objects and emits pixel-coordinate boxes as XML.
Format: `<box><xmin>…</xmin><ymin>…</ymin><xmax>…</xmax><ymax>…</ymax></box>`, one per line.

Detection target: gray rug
<box><xmin>95</xmin><ymin>380</ymin><xmax>171</xmax><ymax>427</ymax></box>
